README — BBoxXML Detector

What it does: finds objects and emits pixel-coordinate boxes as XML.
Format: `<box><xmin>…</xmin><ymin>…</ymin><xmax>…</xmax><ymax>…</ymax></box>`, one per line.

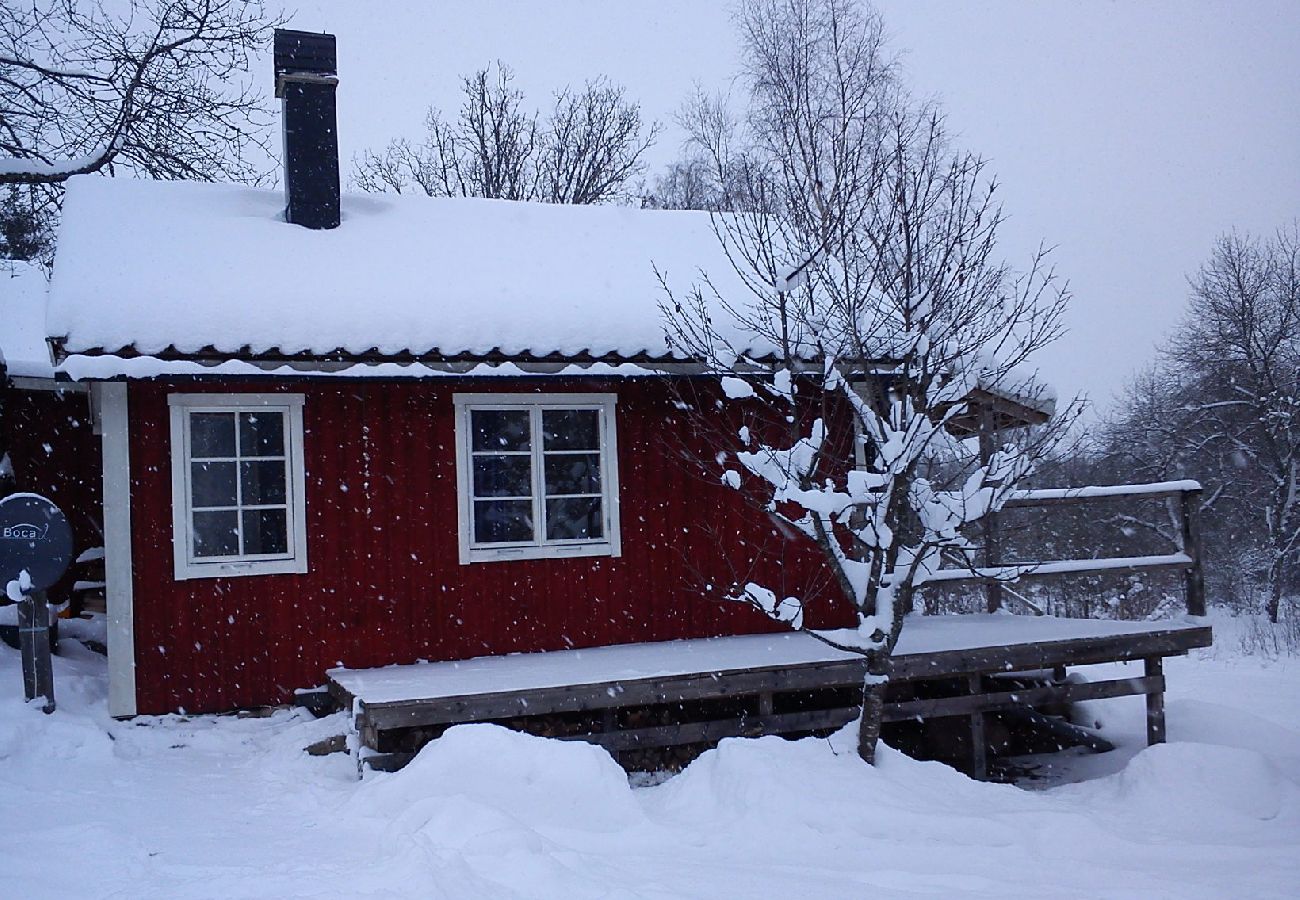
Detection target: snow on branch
<box><xmin>923</xmin><ymin>553</ymin><xmax>1195</xmax><ymax>584</ymax></box>
<box><xmin>1007</xmin><ymin>480</ymin><xmax>1202</xmax><ymax>503</ymax></box>
<box><xmin>729</xmin><ymin>582</ymin><xmax>804</xmax><ymax>629</ymax></box>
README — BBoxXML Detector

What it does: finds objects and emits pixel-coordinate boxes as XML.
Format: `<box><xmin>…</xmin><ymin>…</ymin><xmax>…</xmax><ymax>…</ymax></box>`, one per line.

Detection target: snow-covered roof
<box><xmin>47</xmin><ymin>176</ymin><xmax>756</xmax><ymax>364</ymax></box>
<box><xmin>43</xmin><ymin>177</ymin><xmax>1058</xmax><ymax>428</ymax></box>
<box><xmin>0</xmin><ymin>261</ymin><xmax>54</xmax><ymax>379</ymax></box>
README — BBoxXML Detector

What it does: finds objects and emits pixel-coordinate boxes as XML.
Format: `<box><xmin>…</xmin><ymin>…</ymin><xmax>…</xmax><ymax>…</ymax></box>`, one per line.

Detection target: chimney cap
<box><xmin>274</xmin><ymin>29</ymin><xmax>336</xmax><ymax>77</ymax></box>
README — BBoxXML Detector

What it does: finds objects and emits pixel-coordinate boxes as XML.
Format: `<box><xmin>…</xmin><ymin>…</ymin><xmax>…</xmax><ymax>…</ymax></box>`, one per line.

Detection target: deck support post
<box><xmin>359</xmin><ymin>719</ymin><xmax>381</xmax><ymax>753</ymax></box>
<box><xmin>1144</xmin><ymin>657</ymin><xmax>1165</xmax><ymax>745</ymax></box>
<box><xmin>968</xmin><ymin>673</ymin><xmax>988</xmax><ymax>780</ymax></box>
<box><xmin>600</xmin><ymin>707</ymin><xmax>620</xmax><ymax>765</ymax></box>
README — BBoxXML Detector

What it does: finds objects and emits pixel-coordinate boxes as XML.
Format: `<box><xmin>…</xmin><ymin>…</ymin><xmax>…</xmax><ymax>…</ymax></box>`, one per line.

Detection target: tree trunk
<box><xmin>1267</xmin><ymin>564</ymin><xmax>1283</xmax><ymax>624</ymax></box>
<box><xmin>857</xmin><ymin>580</ymin><xmax>913</xmax><ymax>763</ymax></box>
<box><xmin>856</xmin><ymin>650</ymin><xmax>891</xmax><ymax>763</ymax></box>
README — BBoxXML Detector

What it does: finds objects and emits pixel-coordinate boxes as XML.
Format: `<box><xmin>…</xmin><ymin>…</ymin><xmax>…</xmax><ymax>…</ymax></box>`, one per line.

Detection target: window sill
<box><xmin>460</xmin><ymin>542</ymin><xmax>619</xmax><ymax>565</ymax></box>
<box><xmin>174</xmin><ymin>556</ymin><xmax>308</xmax><ymax>581</ymax></box>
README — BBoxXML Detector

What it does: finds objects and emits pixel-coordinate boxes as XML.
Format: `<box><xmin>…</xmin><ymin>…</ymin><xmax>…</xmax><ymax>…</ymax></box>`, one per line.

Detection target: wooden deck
<box><xmin>328</xmin><ymin>616</ymin><xmax>1212</xmax><ymax>775</ymax></box>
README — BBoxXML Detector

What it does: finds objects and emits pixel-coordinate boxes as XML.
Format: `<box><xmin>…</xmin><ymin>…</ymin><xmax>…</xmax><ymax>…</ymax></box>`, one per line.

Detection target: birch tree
<box><xmin>660</xmin><ymin>0</ymin><xmax>1072</xmax><ymax>763</ymax></box>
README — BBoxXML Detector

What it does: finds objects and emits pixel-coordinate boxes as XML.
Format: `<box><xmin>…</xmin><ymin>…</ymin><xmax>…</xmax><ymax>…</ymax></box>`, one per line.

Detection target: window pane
<box><xmin>545</xmin><ymin>497</ymin><xmax>603</xmax><ymax>540</ymax></box>
<box><xmin>193</xmin><ymin>509</ymin><xmax>239</xmax><ymax>557</ymax></box>
<box><xmin>473</xmin><ymin>499</ymin><xmax>534</xmax><ymax>543</ymax></box>
<box><xmin>239</xmin><ymin>411</ymin><xmax>285</xmax><ymax>457</ymax></box>
<box><xmin>473</xmin><ymin>456</ymin><xmax>532</xmax><ymax>498</ymax></box>
<box><xmin>542</xmin><ymin>409</ymin><xmax>599</xmax><ymax>450</ymax></box>
<box><xmin>191</xmin><ymin>461</ymin><xmax>237</xmax><ymax>507</ymax></box>
<box><xmin>242</xmin><ymin>508</ymin><xmax>288</xmax><ymax>555</ymax></box>
<box><xmin>471</xmin><ymin>409</ymin><xmax>531</xmax><ymax>452</ymax></box>
<box><xmin>240</xmin><ymin>460</ymin><xmax>287</xmax><ymax>505</ymax></box>
<box><xmin>544</xmin><ymin>453</ymin><xmax>601</xmax><ymax>495</ymax></box>
<box><xmin>190</xmin><ymin>412</ymin><xmax>236</xmax><ymax>458</ymax></box>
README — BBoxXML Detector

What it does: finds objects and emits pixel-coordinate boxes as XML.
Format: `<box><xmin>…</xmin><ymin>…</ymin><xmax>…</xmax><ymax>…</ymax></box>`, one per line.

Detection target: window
<box><xmin>168</xmin><ymin>394</ymin><xmax>307</xmax><ymax>579</ymax></box>
<box><xmin>453</xmin><ymin>393</ymin><xmax>621</xmax><ymax>563</ymax></box>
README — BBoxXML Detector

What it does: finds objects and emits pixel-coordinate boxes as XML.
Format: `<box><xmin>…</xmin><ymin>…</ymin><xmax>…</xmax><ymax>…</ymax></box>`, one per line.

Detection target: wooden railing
<box><xmin>929</xmin><ymin>480</ymin><xmax>1207</xmax><ymax>616</ymax></box>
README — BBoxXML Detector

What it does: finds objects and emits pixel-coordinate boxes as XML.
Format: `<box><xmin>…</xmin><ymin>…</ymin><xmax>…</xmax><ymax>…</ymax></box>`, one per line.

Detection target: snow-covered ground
<box><xmin>2</xmin><ymin>614</ymin><xmax>1298</xmax><ymax>899</ymax></box>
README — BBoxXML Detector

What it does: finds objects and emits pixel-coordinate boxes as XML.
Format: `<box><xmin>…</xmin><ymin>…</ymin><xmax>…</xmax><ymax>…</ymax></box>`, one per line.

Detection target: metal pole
<box><xmin>18</xmin><ymin>593</ymin><xmax>36</xmax><ymax>701</ymax></box>
<box><xmin>17</xmin><ymin>588</ymin><xmax>55</xmax><ymax>713</ymax></box>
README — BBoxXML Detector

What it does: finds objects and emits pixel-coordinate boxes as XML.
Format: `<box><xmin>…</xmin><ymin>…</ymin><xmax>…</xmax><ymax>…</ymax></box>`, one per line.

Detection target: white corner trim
<box><xmin>452</xmin><ymin>392</ymin><xmax>622</xmax><ymax>564</ymax></box>
<box><xmin>98</xmin><ymin>382</ymin><xmax>137</xmax><ymax>717</ymax></box>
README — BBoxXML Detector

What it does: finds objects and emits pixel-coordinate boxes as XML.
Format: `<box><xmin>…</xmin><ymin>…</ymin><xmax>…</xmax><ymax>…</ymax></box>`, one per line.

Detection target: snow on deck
<box><xmin>47</xmin><ymin>176</ymin><xmax>759</xmax><ymax>361</ymax></box>
<box><xmin>329</xmin><ymin>614</ymin><xmax>1206</xmax><ymax>706</ymax></box>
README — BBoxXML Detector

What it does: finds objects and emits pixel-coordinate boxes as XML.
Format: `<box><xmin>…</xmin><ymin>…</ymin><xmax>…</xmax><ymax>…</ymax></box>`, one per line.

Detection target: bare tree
<box><xmin>645</xmin><ymin>89</ymin><xmax>764</xmax><ymax>212</ymax></box>
<box><xmin>538</xmin><ymin>79</ymin><xmax>658</xmax><ymax>203</ymax></box>
<box><xmin>1093</xmin><ymin>366</ymin><xmax>1228</xmax><ymax>561</ymax></box>
<box><xmin>1091</xmin><ymin>228</ymin><xmax>1300</xmax><ymax>625</ymax></box>
<box><xmin>1165</xmin><ymin>227</ymin><xmax>1300</xmax><ymax>622</ymax></box>
<box><xmin>643</xmin><ymin>157</ymin><xmax>720</xmax><ymax>210</ymax></box>
<box><xmin>660</xmin><ymin>0</ymin><xmax>1073</xmax><ymax>764</ymax></box>
<box><xmin>353</xmin><ymin>63</ymin><xmax>658</xmax><ymax>204</ymax></box>
<box><xmin>0</xmin><ymin>0</ymin><xmax>278</xmax><ymax>187</ymax></box>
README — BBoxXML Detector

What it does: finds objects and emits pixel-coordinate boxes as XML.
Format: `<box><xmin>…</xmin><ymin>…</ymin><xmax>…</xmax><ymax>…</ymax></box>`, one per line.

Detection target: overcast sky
<box><xmin>284</xmin><ymin>1</ymin><xmax>1300</xmax><ymax>413</ymax></box>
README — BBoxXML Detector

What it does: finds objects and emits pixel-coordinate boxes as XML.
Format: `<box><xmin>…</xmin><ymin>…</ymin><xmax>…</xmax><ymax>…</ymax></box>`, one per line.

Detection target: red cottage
<box><xmin>39</xmin><ymin>32</ymin><xmax>1050</xmax><ymax>720</ymax></box>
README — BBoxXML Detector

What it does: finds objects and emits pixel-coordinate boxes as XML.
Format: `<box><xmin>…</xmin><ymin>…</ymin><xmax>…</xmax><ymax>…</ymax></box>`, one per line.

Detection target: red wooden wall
<box><xmin>126</xmin><ymin>377</ymin><xmax>853</xmax><ymax>714</ymax></box>
<box><xmin>3</xmin><ymin>385</ymin><xmax>103</xmax><ymax>607</ymax></box>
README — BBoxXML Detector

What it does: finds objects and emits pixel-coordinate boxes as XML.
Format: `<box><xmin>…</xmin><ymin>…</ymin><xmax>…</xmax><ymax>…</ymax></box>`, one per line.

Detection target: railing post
<box><xmin>978</xmin><ymin>403</ymin><xmax>1004</xmax><ymax>614</ymax></box>
<box><xmin>1180</xmin><ymin>488</ymin><xmax>1207</xmax><ymax>617</ymax></box>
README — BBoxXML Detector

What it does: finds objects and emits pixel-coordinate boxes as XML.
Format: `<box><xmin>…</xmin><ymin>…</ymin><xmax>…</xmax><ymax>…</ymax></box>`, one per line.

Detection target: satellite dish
<box><xmin>0</xmin><ymin>493</ymin><xmax>74</xmax><ymax>593</ymax></box>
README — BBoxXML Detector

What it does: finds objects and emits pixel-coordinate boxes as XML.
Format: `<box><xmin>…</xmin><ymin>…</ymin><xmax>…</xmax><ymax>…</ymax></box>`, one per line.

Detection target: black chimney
<box><xmin>274</xmin><ymin>29</ymin><xmax>340</xmax><ymax>229</ymax></box>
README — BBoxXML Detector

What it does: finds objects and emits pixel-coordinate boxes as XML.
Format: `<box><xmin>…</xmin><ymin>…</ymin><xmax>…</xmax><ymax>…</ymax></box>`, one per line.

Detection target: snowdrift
<box><xmin>2</xmin><ymin>618</ymin><xmax>1299</xmax><ymax>898</ymax></box>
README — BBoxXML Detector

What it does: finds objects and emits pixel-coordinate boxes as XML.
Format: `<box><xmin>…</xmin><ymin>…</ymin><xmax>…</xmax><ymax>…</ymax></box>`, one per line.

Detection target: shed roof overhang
<box><xmin>944</xmin><ymin>386</ymin><xmax>1053</xmax><ymax>436</ymax></box>
<box><xmin>51</xmin><ymin>340</ymin><xmax>1052</xmax><ymax>434</ymax></box>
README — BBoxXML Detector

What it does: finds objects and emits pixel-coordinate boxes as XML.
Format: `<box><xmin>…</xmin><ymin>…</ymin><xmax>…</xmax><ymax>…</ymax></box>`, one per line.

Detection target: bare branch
<box><xmin>0</xmin><ymin>0</ymin><xmax>280</xmax><ymax>189</ymax></box>
<box><xmin>352</xmin><ymin>62</ymin><xmax>658</xmax><ymax>205</ymax></box>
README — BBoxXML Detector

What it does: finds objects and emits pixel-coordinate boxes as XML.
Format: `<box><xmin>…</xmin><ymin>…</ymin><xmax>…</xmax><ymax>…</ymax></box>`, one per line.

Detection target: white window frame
<box><xmin>168</xmin><ymin>393</ymin><xmax>308</xmax><ymax>580</ymax></box>
<box><xmin>453</xmin><ymin>392</ymin><xmax>621</xmax><ymax>564</ymax></box>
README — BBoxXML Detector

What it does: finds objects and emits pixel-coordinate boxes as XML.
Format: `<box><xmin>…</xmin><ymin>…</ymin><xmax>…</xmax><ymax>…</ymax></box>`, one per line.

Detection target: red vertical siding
<box><xmin>127</xmin><ymin>377</ymin><xmax>851</xmax><ymax>714</ymax></box>
<box><xmin>3</xmin><ymin>385</ymin><xmax>103</xmax><ymax>606</ymax></box>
